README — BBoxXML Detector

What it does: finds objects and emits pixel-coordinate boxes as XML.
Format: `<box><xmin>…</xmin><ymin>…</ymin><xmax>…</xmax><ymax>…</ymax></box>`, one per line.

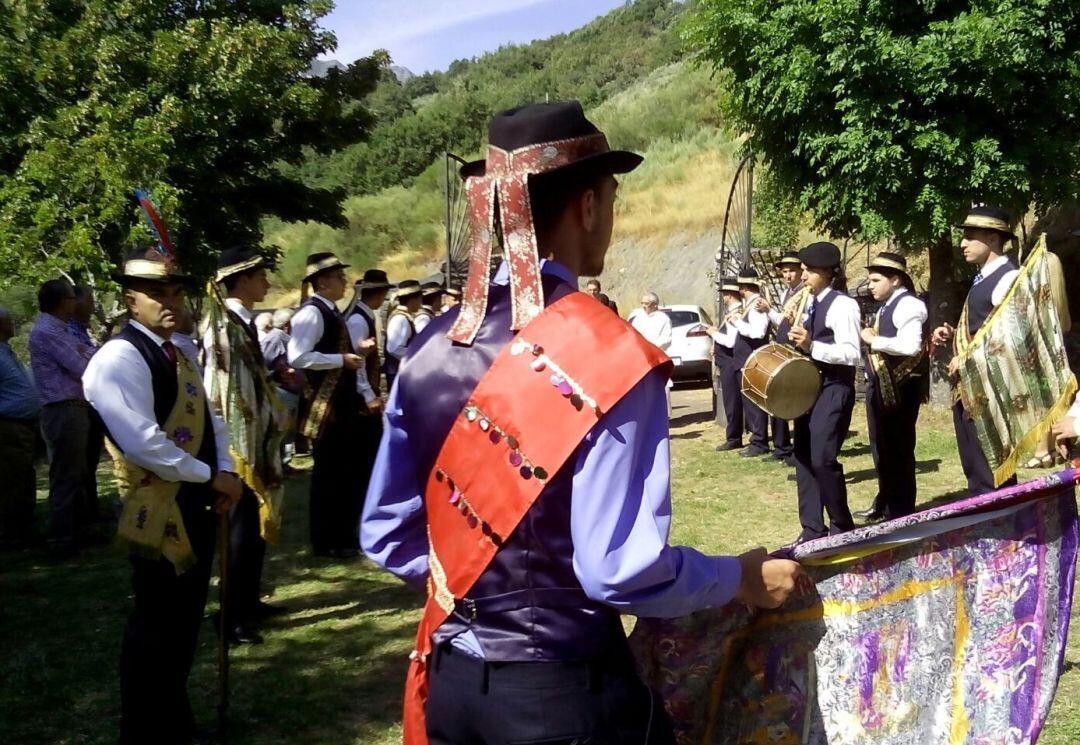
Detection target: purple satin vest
<box><xmin>396</xmin><ymin>276</ymin><xmax>625</xmax><ymax>662</ymax></box>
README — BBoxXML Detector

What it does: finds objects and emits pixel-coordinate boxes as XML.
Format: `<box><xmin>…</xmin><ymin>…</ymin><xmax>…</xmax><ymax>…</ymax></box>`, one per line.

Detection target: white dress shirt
<box><xmin>345</xmin><ymin>301</ymin><xmax>379</xmax><ymax>404</ymax></box>
<box><xmin>807</xmin><ymin>288</ymin><xmax>861</xmax><ymax>367</ymax></box>
<box><xmin>870</xmin><ymin>288</ymin><xmax>927</xmax><ymax>357</ymax></box>
<box><xmin>386</xmin><ymin>312</ymin><xmax>414</xmax><ymax>360</ymax></box>
<box><xmin>413</xmin><ymin>308</ymin><xmax>435</xmax><ymax>334</ymax></box>
<box><xmin>977</xmin><ymin>253</ymin><xmax>1020</xmax><ymax>307</ymax></box>
<box><xmin>287</xmin><ymin>295</ymin><xmax>344</xmax><ymax>370</ymax></box>
<box><xmin>709</xmin><ymin>303</ymin><xmax>742</xmax><ymax>348</ymax></box>
<box><xmin>733</xmin><ymin>293</ymin><xmax>769</xmax><ymax>340</ymax></box>
<box><xmin>629</xmin><ymin>310</ymin><xmax>672</xmax><ymax>351</ymax></box>
<box><xmin>767</xmin><ymin>284</ymin><xmax>802</xmax><ymax>327</ymax></box>
<box><xmin>83</xmin><ymin>320</ymin><xmax>233</xmax><ymax>484</ymax></box>
<box><xmin>1068</xmin><ymin>392</ymin><xmax>1080</xmax><ymax>420</ymax></box>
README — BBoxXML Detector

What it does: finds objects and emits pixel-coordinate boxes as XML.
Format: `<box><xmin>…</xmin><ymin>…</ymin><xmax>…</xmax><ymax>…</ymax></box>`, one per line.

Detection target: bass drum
<box><xmin>741</xmin><ymin>343</ymin><xmax>821</xmax><ymax>420</ymax></box>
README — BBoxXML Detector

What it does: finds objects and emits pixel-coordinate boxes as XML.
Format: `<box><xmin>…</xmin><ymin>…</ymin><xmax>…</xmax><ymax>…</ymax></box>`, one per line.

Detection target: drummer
<box><xmin>707</xmin><ymin>277</ymin><xmax>745</xmax><ymax>452</ymax></box>
<box><xmin>856</xmin><ymin>253</ymin><xmax>928</xmax><ymax>522</ymax></box>
<box><xmin>756</xmin><ymin>251</ymin><xmax>804</xmax><ymax>466</ymax></box>
<box><xmin>787</xmin><ymin>242</ymin><xmax>859</xmax><ymax>544</ymax></box>
<box><xmin>732</xmin><ymin>269</ymin><xmax>771</xmax><ymax>458</ymax></box>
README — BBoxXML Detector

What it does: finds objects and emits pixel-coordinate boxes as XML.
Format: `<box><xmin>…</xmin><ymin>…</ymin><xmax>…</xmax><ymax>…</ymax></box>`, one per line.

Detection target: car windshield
<box><xmin>662</xmin><ymin>309</ymin><xmax>702</xmax><ymax>328</ymax></box>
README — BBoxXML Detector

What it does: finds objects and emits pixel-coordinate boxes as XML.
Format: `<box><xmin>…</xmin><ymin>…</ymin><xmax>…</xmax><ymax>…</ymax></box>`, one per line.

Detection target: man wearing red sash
<box><xmin>361</xmin><ymin>102</ymin><xmax>801</xmax><ymax>744</ymax></box>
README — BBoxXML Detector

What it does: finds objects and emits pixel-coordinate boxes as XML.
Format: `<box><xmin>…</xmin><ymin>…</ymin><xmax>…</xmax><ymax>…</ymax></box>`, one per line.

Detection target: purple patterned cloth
<box><xmin>630</xmin><ymin>466</ymin><xmax>1080</xmax><ymax>745</ymax></box>
<box><xmin>28</xmin><ymin>313</ymin><xmax>94</xmax><ymax>404</ymax></box>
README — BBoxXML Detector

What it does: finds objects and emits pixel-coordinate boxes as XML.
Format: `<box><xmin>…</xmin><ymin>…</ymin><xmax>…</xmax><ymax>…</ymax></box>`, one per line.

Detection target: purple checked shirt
<box><xmin>361</xmin><ymin>261</ymin><xmax>742</xmax><ymax>657</ymax></box>
<box><xmin>28</xmin><ymin>313</ymin><xmax>94</xmax><ymax>404</ymax></box>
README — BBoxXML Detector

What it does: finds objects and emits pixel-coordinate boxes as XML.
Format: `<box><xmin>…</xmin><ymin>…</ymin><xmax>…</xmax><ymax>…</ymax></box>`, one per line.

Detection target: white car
<box><xmin>661</xmin><ymin>304</ymin><xmax>713</xmax><ymax>387</ymax></box>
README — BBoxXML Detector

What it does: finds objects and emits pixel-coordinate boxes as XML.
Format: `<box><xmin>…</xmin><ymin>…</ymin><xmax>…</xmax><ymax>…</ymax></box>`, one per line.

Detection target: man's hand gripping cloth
<box><xmin>630</xmin><ymin>463</ymin><xmax>1080</xmax><ymax>745</ymax></box>
<box><xmin>203</xmin><ymin>282</ymin><xmax>287</xmax><ymax>542</ymax></box>
<box><xmin>403</xmin><ymin>292</ymin><xmax>671</xmax><ymax>745</ymax></box>
<box><xmin>955</xmin><ymin>235</ymin><xmax>1078</xmax><ymax>486</ymax></box>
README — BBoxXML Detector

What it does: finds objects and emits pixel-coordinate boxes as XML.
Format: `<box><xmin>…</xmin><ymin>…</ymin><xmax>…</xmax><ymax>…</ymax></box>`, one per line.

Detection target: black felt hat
<box><xmin>736</xmin><ymin>267</ymin><xmax>761</xmax><ymax>287</ymax></box>
<box><xmin>112</xmin><ymin>248</ymin><xmax>197</xmax><ymax>289</ymax></box>
<box><xmin>215</xmin><ymin>246</ymin><xmax>271</xmax><ymax>283</ymax></box>
<box><xmin>719</xmin><ymin>276</ymin><xmax>740</xmax><ymax>293</ymax></box>
<box><xmin>774</xmin><ymin>251</ymin><xmax>801</xmax><ymax>268</ymax></box>
<box><xmin>356</xmin><ymin>269</ymin><xmax>392</xmax><ymax>291</ymax></box>
<box><xmin>302</xmin><ymin>252</ymin><xmax>350</xmax><ymax>283</ymax></box>
<box><xmin>867</xmin><ymin>251</ymin><xmax>915</xmax><ymax>291</ymax></box>
<box><xmin>394</xmin><ymin>279</ymin><xmax>423</xmax><ymax>300</ymax></box>
<box><xmin>955</xmin><ymin>204</ymin><xmax>1017</xmax><ymax>240</ymax></box>
<box><xmin>459</xmin><ymin>101</ymin><xmax>643</xmax><ymax>180</ymax></box>
<box><xmin>799</xmin><ymin>242</ymin><xmax>843</xmax><ymax>269</ymax></box>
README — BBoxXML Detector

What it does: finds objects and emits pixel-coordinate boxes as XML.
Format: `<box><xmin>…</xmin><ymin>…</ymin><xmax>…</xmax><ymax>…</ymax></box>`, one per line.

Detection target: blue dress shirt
<box><xmin>0</xmin><ymin>342</ymin><xmax>41</xmax><ymax>420</ymax></box>
<box><xmin>361</xmin><ymin>260</ymin><xmax>742</xmax><ymax>657</ymax></box>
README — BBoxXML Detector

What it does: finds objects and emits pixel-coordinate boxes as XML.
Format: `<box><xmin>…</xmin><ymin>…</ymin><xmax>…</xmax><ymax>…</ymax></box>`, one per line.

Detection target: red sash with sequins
<box><xmin>403</xmin><ymin>291</ymin><xmax>671</xmax><ymax>745</ymax></box>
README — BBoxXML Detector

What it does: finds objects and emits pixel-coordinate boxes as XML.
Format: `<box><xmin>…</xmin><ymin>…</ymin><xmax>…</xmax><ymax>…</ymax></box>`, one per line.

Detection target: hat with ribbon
<box><xmin>444</xmin><ymin>287</ymin><xmax>462</xmax><ymax>299</ymax></box>
<box><xmin>394</xmin><ymin>279</ymin><xmax>423</xmax><ymax>300</ymax></box>
<box><xmin>215</xmin><ymin>245</ymin><xmax>272</xmax><ymax>284</ymax></box>
<box><xmin>799</xmin><ymin>241</ymin><xmax>843</xmax><ymax>269</ymax></box>
<box><xmin>113</xmin><ymin>189</ymin><xmax>196</xmax><ymax>288</ymax></box>
<box><xmin>866</xmin><ymin>251</ymin><xmax>916</xmax><ymax>292</ymax></box>
<box><xmin>303</xmin><ymin>252</ymin><xmax>350</xmax><ymax>283</ymax></box>
<box><xmin>774</xmin><ymin>250</ymin><xmax>801</xmax><ymax>268</ymax></box>
<box><xmin>447</xmin><ymin>101</ymin><xmax>643</xmax><ymax>345</ymax></box>
<box><xmin>955</xmin><ymin>204</ymin><xmax>1017</xmax><ymax>240</ymax></box>
<box><xmin>736</xmin><ymin>267</ymin><xmax>761</xmax><ymax>287</ymax></box>
<box><xmin>356</xmin><ymin>269</ymin><xmax>393</xmax><ymax>291</ymax></box>
<box><xmin>719</xmin><ymin>276</ymin><xmax>740</xmax><ymax>293</ymax></box>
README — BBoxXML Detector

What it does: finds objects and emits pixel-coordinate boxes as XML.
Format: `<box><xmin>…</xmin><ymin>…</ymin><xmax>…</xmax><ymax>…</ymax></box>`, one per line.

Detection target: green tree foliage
<box><xmin>687</xmin><ymin>0</ymin><xmax>1080</xmax><ymax>247</ymax></box>
<box><xmin>0</xmin><ymin>0</ymin><xmax>383</xmax><ymax>285</ymax></box>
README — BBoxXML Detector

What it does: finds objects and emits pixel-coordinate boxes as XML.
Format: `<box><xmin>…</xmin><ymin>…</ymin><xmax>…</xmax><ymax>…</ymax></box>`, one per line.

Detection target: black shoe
<box><xmin>782</xmin><ymin>456</ymin><xmax>797</xmax><ymax>468</ymax></box>
<box><xmin>253</xmin><ymin>600</ymin><xmax>288</xmax><ymax>618</ymax></box>
<box><xmin>715</xmin><ymin>441</ymin><xmax>743</xmax><ymax>452</ymax></box>
<box><xmin>855</xmin><ymin>507</ymin><xmax>886</xmax><ymax>522</ymax></box>
<box><xmin>228</xmin><ymin>624</ymin><xmax>264</xmax><ymax>645</ymax></box>
<box><xmin>739</xmin><ymin>447</ymin><xmax>770</xmax><ymax>458</ymax></box>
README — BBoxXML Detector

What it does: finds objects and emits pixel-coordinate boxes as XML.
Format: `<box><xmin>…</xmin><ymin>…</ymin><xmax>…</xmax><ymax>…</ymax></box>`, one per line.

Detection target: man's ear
<box><xmin>579</xmin><ymin>187</ymin><xmax>598</xmax><ymax>233</ymax></box>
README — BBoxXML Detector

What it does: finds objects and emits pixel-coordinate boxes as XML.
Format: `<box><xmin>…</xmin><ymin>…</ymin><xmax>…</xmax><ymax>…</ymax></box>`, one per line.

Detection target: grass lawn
<box><xmin>1</xmin><ymin>391</ymin><xmax>1077</xmax><ymax>744</ymax></box>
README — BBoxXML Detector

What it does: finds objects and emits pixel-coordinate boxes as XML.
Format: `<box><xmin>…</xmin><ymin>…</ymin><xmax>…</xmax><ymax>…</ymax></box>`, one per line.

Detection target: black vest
<box><xmin>112</xmin><ymin>326</ymin><xmax>218</xmax><ymax>541</ymax></box>
<box><xmin>865</xmin><ymin>292</ymin><xmax>929</xmax><ymax>398</ymax></box>
<box><xmin>733</xmin><ymin>299</ymin><xmax>768</xmax><ymax>365</ymax></box>
<box><xmin>810</xmin><ymin>290</ymin><xmax>856</xmax><ymax>385</ymax></box>
<box><xmin>303</xmin><ymin>297</ymin><xmax>359</xmax><ymax>410</ymax></box>
<box><xmin>774</xmin><ymin>285</ymin><xmax>801</xmax><ymax>346</ymax></box>
<box><xmin>965</xmin><ymin>258</ymin><xmax>1016</xmax><ymax>336</ymax></box>
<box><xmin>350</xmin><ymin>303</ymin><xmax>381</xmax><ymax>396</ymax></box>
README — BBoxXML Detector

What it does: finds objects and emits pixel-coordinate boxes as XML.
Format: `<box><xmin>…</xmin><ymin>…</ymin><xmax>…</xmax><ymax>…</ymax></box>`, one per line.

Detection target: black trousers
<box><xmin>426</xmin><ymin>644</ymin><xmax>675</xmax><ymax>745</ymax></box>
<box><xmin>120</xmin><ymin>494</ymin><xmax>216</xmax><ymax>745</ymax></box>
<box><xmin>865</xmin><ymin>378</ymin><xmax>922</xmax><ymax>519</ymax></box>
<box><xmin>84</xmin><ymin>408</ymin><xmax>105</xmax><ymax>519</ymax></box>
<box><xmin>40</xmin><ymin>401</ymin><xmax>90</xmax><ymax>547</ymax></box>
<box><xmin>794</xmin><ymin>380</ymin><xmax>856</xmax><ymax>540</ymax></box>
<box><xmin>310</xmin><ymin>413</ymin><xmax>363</xmax><ymax>552</ymax></box>
<box><xmin>952</xmin><ymin>401</ymin><xmax>1017</xmax><ymax>496</ymax></box>
<box><xmin>772</xmin><ymin>416</ymin><xmax>792</xmax><ymax>457</ymax></box>
<box><xmin>227</xmin><ymin>485</ymin><xmax>265</xmax><ymax>626</ymax></box>
<box><xmin>743</xmin><ymin>397</ymin><xmax>770</xmax><ymax>452</ymax></box>
<box><xmin>717</xmin><ymin>360</ymin><xmax>744</xmax><ymax>446</ymax></box>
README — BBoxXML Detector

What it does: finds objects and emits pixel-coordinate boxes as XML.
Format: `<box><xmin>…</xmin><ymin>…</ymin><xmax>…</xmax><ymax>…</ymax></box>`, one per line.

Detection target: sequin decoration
<box><xmin>460</xmin><ymin>400</ymin><xmax>550</xmax><ymax>485</ymax></box>
<box><xmin>515</xmin><ymin>335</ymin><xmax>601</xmax><ymax>415</ymax></box>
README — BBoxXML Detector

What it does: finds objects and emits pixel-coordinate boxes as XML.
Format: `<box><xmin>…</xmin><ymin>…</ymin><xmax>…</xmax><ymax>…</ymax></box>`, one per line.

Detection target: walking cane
<box><xmin>217</xmin><ymin>507</ymin><xmax>231</xmax><ymax>740</ymax></box>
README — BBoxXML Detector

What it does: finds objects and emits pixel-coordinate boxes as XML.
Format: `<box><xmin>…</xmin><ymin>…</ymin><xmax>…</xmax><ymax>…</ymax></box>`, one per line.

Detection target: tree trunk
<box><xmin>927</xmin><ymin>232</ymin><xmax>967</xmax><ymax>405</ymax></box>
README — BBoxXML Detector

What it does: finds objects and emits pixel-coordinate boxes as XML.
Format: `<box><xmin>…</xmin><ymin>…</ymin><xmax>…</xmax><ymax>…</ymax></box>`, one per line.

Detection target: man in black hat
<box><xmin>756</xmin><ymin>251</ymin><xmax>805</xmax><ymax>464</ymax></box>
<box><xmin>204</xmin><ymin>246</ymin><xmax>285</xmax><ymax>643</ymax></box>
<box><xmin>287</xmin><ymin>252</ymin><xmax>365</xmax><ymax>558</ymax></box>
<box><xmin>732</xmin><ymin>269</ymin><xmax>771</xmax><ymax>457</ymax></box>
<box><xmin>361</xmin><ymin>101</ymin><xmax>801</xmax><ymax>745</ymax></box>
<box><xmin>83</xmin><ymin>248</ymin><xmax>243</xmax><ymax>744</ymax></box>
<box><xmin>707</xmin><ymin>277</ymin><xmax>746</xmax><ymax>451</ymax></box>
<box><xmin>856</xmin><ymin>253</ymin><xmax>928</xmax><ymax>522</ymax></box>
<box><xmin>415</xmin><ymin>277</ymin><xmax>444</xmax><ymax>334</ymax></box>
<box><xmin>931</xmin><ymin>205</ymin><xmax>1020</xmax><ymax>495</ymax></box>
<box><xmin>384</xmin><ymin>279</ymin><xmax>422</xmax><ymax>391</ymax></box>
<box><xmin>441</xmin><ymin>287</ymin><xmax>462</xmax><ymax>313</ymax></box>
<box><xmin>787</xmin><ymin>242</ymin><xmax>860</xmax><ymax>543</ymax></box>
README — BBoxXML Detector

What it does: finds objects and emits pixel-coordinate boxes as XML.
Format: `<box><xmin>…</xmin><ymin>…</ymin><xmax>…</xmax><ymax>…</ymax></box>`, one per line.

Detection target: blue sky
<box><xmin>322</xmin><ymin>0</ymin><xmax>628</xmax><ymax>73</ymax></box>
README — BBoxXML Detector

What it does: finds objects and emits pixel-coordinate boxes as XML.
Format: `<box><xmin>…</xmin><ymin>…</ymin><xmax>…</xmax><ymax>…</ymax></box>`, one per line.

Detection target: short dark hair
<box><xmin>222</xmin><ymin>267</ymin><xmax>260</xmax><ymax>293</ymax></box>
<box><xmin>586</xmin><ymin>278</ymin><xmax>601</xmax><ymax>289</ymax></box>
<box><xmin>528</xmin><ymin>167</ymin><xmax>608</xmax><ymax>239</ymax></box>
<box><xmin>38</xmin><ymin>278</ymin><xmax>74</xmax><ymax>313</ymax></box>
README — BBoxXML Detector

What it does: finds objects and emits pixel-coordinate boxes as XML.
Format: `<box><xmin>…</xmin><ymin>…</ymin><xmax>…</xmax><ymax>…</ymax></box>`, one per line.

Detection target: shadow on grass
<box><xmin>669</xmin><ymin>408</ymin><xmax>713</xmax><ymax>429</ymax></box>
<box><xmin>844</xmin><ymin>458</ymin><xmax>943</xmax><ymax>485</ymax></box>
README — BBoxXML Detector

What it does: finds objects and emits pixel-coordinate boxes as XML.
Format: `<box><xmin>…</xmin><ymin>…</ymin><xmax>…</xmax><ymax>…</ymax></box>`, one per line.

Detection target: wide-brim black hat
<box><xmin>303</xmin><ymin>252</ymin><xmax>350</xmax><ymax>283</ymax></box>
<box><xmin>459</xmin><ymin>101</ymin><xmax>643</xmax><ymax>180</ymax></box>
<box><xmin>394</xmin><ymin>279</ymin><xmax>423</xmax><ymax>300</ymax></box>
<box><xmin>215</xmin><ymin>245</ymin><xmax>272</xmax><ymax>283</ymax></box>
<box><xmin>736</xmin><ymin>268</ymin><xmax>761</xmax><ymax>287</ymax></box>
<box><xmin>799</xmin><ymin>241</ymin><xmax>843</xmax><ymax>269</ymax></box>
<box><xmin>112</xmin><ymin>248</ymin><xmax>198</xmax><ymax>289</ymax></box>
<box><xmin>356</xmin><ymin>268</ymin><xmax>392</xmax><ymax>291</ymax></box>
<box><xmin>866</xmin><ymin>251</ymin><xmax>915</xmax><ymax>290</ymax></box>
<box><xmin>719</xmin><ymin>276</ymin><xmax>740</xmax><ymax>293</ymax></box>
<box><xmin>954</xmin><ymin>205</ymin><xmax>1017</xmax><ymax>240</ymax></box>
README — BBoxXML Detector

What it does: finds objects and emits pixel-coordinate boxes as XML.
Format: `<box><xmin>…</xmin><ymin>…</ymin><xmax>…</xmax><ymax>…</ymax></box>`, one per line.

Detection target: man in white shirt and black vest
<box><xmin>415</xmin><ymin>277</ymin><xmax>443</xmax><ymax>334</ymax></box>
<box><xmin>385</xmin><ymin>279</ymin><xmax>422</xmax><ymax>391</ymax></box>
<box><xmin>707</xmin><ymin>277</ymin><xmax>745</xmax><ymax>451</ymax></box>
<box><xmin>733</xmin><ymin>269</ymin><xmax>771</xmax><ymax>457</ymax></box>
<box><xmin>932</xmin><ymin>205</ymin><xmax>1020</xmax><ymax>496</ymax></box>
<box><xmin>756</xmin><ymin>251</ymin><xmax>804</xmax><ymax>465</ymax></box>
<box><xmin>287</xmin><ymin>252</ymin><xmax>364</xmax><ymax>558</ymax></box>
<box><xmin>83</xmin><ymin>248</ymin><xmax>243</xmax><ymax>745</ymax></box>
<box><xmin>787</xmin><ymin>242</ymin><xmax>860</xmax><ymax>544</ymax></box>
<box><xmin>856</xmin><ymin>252</ymin><xmax>928</xmax><ymax>522</ymax></box>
